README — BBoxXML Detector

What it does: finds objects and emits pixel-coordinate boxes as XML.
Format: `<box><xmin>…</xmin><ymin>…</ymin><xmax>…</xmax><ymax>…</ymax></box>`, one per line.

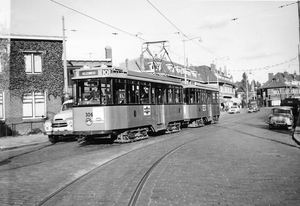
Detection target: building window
<box><xmin>22</xmin><ymin>92</ymin><xmax>46</xmax><ymax>118</ymax></box>
<box><xmin>0</xmin><ymin>91</ymin><xmax>4</xmax><ymax>119</ymax></box>
<box><xmin>24</xmin><ymin>53</ymin><xmax>42</xmax><ymax>73</ymax></box>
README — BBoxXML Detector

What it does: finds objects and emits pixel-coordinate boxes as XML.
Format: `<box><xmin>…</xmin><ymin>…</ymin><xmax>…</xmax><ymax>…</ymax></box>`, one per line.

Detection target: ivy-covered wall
<box><xmin>9</xmin><ymin>39</ymin><xmax>64</xmax><ymax>98</ymax></box>
<box><xmin>0</xmin><ymin>38</ymin><xmax>10</xmax><ymax>90</ymax></box>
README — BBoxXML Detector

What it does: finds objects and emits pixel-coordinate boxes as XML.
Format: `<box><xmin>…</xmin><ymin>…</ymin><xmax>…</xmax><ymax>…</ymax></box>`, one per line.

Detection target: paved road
<box><xmin>1</xmin><ymin>108</ymin><xmax>300</xmax><ymax>206</ymax></box>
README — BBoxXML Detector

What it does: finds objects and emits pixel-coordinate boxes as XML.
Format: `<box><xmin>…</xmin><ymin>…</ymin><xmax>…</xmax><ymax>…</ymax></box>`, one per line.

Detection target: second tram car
<box><xmin>71</xmin><ymin>65</ymin><xmax>220</xmax><ymax>144</ymax></box>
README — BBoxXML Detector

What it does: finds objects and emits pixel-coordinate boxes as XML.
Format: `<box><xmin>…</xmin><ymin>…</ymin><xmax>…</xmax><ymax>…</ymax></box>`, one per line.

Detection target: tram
<box><xmin>71</xmin><ymin>65</ymin><xmax>220</xmax><ymax>144</ymax></box>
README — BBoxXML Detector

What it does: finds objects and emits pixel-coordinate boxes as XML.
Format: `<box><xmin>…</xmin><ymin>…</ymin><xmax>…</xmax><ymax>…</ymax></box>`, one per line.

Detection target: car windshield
<box><xmin>62</xmin><ymin>102</ymin><xmax>73</xmax><ymax>111</ymax></box>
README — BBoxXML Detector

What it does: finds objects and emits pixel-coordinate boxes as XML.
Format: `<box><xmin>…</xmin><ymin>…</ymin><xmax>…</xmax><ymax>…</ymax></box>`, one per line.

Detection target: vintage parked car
<box><xmin>228</xmin><ymin>105</ymin><xmax>241</xmax><ymax>114</ymax></box>
<box><xmin>247</xmin><ymin>106</ymin><xmax>256</xmax><ymax>113</ymax></box>
<box><xmin>249</xmin><ymin>100</ymin><xmax>260</xmax><ymax>112</ymax></box>
<box><xmin>268</xmin><ymin>106</ymin><xmax>294</xmax><ymax>130</ymax></box>
<box><xmin>44</xmin><ymin>99</ymin><xmax>74</xmax><ymax>143</ymax></box>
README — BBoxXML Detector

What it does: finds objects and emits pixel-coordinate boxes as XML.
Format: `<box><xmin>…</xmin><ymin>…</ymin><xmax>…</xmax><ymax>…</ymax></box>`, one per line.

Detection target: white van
<box><xmin>44</xmin><ymin>99</ymin><xmax>73</xmax><ymax>143</ymax></box>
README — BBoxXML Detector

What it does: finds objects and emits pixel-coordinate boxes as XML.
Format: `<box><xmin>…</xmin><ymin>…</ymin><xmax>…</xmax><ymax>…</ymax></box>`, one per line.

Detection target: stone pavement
<box><xmin>0</xmin><ymin>133</ymin><xmax>49</xmax><ymax>151</ymax></box>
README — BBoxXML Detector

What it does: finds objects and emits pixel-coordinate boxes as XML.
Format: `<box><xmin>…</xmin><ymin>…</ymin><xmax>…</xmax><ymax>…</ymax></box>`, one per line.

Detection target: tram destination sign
<box><xmin>79</xmin><ymin>70</ymin><xmax>99</xmax><ymax>76</ymax></box>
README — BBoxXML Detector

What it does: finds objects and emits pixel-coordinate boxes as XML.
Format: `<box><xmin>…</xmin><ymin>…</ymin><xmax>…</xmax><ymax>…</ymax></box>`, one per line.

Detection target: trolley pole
<box><xmin>62</xmin><ymin>16</ymin><xmax>68</xmax><ymax>97</ymax></box>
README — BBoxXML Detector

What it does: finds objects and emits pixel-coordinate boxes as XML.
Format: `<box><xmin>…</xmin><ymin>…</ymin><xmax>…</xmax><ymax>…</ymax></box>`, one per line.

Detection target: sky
<box><xmin>1</xmin><ymin>0</ymin><xmax>299</xmax><ymax>83</ymax></box>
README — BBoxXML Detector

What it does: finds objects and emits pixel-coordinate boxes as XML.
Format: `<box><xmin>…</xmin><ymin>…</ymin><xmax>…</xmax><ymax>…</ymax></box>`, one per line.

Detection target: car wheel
<box><xmin>48</xmin><ymin>135</ymin><xmax>59</xmax><ymax>144</ymax></box>
<box><xmin>269</xmin><ymin>124</ymin><xmax>273</xmax><ymax>129</ymax></box>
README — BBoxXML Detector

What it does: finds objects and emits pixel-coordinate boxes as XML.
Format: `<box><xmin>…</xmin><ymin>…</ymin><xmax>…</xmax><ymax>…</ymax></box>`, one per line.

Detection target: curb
<box><xmin>0</xmin><ymin>142</ymin><xmax>44</xmax><ymax>151</ymax></box>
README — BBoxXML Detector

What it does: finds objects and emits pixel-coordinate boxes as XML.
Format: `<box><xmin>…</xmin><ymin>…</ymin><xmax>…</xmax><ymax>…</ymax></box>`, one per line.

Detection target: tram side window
<box><xmin>151</xmin><ymin>87</ymin><xmax>156</xmax><ymax>104</ymax></box>
<box><xmin>207</xmin><ymin>92</ymin><xmax>212</xmax><ymax>104</ymax></box>
<box><xmin>168</xmin><ymin>88</ymin><xmax>173</xmax><ymax>104</ymax></box>
<box><xmin>127</xmin><ymin>81</ymin><xmax>139</xmax><ymax>104</ymax></box>
<box><xmin>175</xmin><ymin>87</ymin><xmax>181</xmax><ymax>104</ymax></box>
<box><xmin>100</xmin><ymin>79</ymin><xmax>112</xmax><ymax>105</ymax></box>
<box><xmin>202</xmin><ymin>91</ymin><xmax>207</xmax><ymax>104</ymax></box>
<box><xmin>190</xmin><ymin>89</ymin><xmax>196</xmax><ymax>104</ymax></box>
<box><xmin>113</xmin><ymin>79</ymin><xmax>126</xmax><ymax>104</ymax></box>
<box><xmin>163</xmin><ymin>87</ymin><xmax>168</xmax><ymax>104</ymax></box>
<box><xmin>156</xmin><ymin>87</ymin><xmax>163</xmax><ymax>105</ymax></box>
<box><xmin>212</xmin><ymin>92</ymin><xmax>216</xmax><ymax>104</ymax></box>
<box><xmin>196</xmin><ymin>90</ymin><xmax>200</xmax><ymax>104</ymax></box>
<box><xmin>199</xmin><ymin>90</ymin><xmax>204</xmax><ymax>104</ymax></box>
<box><xmin>140</xmin><ymin>84</ymin><xmax>150</xmax><ymax>104</ymax></box>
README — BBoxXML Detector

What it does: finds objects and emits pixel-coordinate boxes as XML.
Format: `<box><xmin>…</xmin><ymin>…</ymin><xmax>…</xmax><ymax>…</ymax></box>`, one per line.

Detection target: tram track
<box><xmin>0</xmin><ymin>141</ymin><xmax>116</xmax><ymax>172</ymax></box>
<box><xmin>4</xmin><ymin>109</ymin><xmax>300</xmax><ymax>206</ymax></box>
<box><xmin>37</xmin><ymin>126</ymin><xmax>220</xmax><ymax>206</ymax></box>
<box><xmin>0</xmin><ymin>144</ymin><xmax>53</xmax><ymax>170</ymax></box>
<box><xmin>36</xmin><ymin>114</ymin><xmax>259</xmax><ymax>206</ymax></box>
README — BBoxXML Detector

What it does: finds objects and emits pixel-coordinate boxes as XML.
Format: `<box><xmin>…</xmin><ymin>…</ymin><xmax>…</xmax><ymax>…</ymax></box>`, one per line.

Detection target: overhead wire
<box><xmin>51</xmin><ymin>0</ymin><xmax>298</xmax><ymax>74</ymax></box>
<box><xmin>147</xmin><ymin>0</ymin><xmax>299</xmax><ymax>73</ymax></box>
<box><xmin>146</xmin><ymin>0</ymin><xmax>221</xmax><ymax>59</ymax></box>
<box><xmin>50</xmin><ymin>0</ymin><xmax>146</xmax><ymax>41</ymax></box>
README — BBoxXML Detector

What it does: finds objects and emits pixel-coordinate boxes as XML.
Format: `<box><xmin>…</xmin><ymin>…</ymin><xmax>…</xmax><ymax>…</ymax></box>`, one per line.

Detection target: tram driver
<box><xmin>88</xmin><ymin>86</ymin><xmax>100</xmax><ymax>101</ymax></box>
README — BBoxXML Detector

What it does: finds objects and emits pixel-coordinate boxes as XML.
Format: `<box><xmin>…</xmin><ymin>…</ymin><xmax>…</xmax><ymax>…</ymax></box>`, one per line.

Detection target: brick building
<box><xmin>0</xmin><ymin>34</ymin><xmax>64</xmax><ymax>136</ymax></box>
<box><xmin>258</xmin><ymin>72</ymin><xmax>300</xmax><ymax>107</ymax></box>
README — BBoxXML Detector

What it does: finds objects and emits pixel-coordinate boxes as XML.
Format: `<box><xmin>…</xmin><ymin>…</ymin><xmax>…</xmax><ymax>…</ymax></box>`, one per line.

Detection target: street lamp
<box><xmin>182</xmin><ymin>36</ymin><xmax>202</xmax><ymax>84</ymax></box>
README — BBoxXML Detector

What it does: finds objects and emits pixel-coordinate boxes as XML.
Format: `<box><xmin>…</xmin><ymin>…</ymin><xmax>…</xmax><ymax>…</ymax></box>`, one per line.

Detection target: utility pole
<box><xmin>246</xmin><ymin>72</ymin><xmax>249</xmax><ymax>106</ymax></box>
<box><xmin>298</xmin><ymin>1</ymin><xmax>300</xmax><ymax>75</ymax></box>
<box><xmin>62</xmin><ymin>16</ymin><xmax>68</xmax><ymax>97</ymax></box>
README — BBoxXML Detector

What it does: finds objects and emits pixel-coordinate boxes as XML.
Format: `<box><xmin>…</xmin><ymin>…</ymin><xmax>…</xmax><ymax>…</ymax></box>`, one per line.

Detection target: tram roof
<box><xmin>72</xmin><ymin>67</ymin><xmax>219</xmax><ymax>90</ymax></box>
<box><xmin>72</xmin><ymin>67</ymin><xmax>183</xmax><ymax>85</ymax></box>
<box><xmin>183</xmin><ymin>83</ymin><xmax>219</xmax><ymax>91</ymax></box>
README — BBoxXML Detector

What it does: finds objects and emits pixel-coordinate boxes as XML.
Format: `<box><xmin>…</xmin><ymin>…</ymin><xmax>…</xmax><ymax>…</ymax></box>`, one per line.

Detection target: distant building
<box><xmin>194</xmin><ymin>64</ymin><xmax>237</xmax><ymax>105</ymax></box>
<box><xmin>0</xmin><ymin>34</ymin><xmax>63</xmax><ymax>135</ymax></box>
<box><xmin>258</xmin><ymin>72</ymin><xmax>300</xmax><ymax>107</ymax></box>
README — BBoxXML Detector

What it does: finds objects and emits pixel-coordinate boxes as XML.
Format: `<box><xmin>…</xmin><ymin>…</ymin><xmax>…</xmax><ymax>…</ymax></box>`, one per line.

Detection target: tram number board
<box><xmin>79</xmin><ymin>70</ymin><xmax>99</xmax><ymax>76</ymax></box>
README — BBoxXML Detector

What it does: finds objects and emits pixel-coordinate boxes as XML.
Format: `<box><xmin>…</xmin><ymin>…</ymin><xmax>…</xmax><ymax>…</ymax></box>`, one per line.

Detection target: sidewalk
<box><xmin>0</xmin><ymin>134</ymin><xmax>49</xmax><ymax>151</ymax></box>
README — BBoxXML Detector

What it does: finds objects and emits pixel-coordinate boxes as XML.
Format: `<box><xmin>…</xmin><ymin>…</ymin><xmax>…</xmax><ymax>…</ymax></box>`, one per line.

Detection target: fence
<box><xmin>0</xmin><ymin>121</ymin><xmax>45</xmax><ymax>137</ymax></box>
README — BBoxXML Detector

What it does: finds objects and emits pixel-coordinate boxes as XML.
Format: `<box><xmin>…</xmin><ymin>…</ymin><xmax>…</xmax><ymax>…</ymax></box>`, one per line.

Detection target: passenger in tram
<box><xmin>141</xmin><ymin>87</ymin><xmax>149</xmax><ymax>104</ymax></box>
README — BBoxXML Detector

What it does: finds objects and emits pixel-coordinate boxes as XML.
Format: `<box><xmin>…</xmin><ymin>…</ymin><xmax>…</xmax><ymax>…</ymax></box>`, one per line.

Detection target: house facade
<box><xmin>258</xmin><ymin>72</ymin><xmax>300</xmax><ymax>107</ymax></box>
<box><xmin>0</xmin><ymin>34</ymin><xmax>64</xmax><ymax>136</ymax></box>
<box><xmin>193</xmin><ymin>64</ymin><xmax>238</xmax><ymax>107</ymax></box>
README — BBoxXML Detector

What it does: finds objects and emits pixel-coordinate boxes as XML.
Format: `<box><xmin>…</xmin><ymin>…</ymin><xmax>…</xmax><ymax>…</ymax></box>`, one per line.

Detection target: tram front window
<box><xmin>76</xmin><ymin>79</ymin><xmax>111</xmax><ymax>105</ymax></box>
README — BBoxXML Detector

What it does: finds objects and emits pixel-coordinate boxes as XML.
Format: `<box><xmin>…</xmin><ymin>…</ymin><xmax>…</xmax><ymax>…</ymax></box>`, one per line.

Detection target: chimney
<box><xmin>224</xmin><ymin>65</ymin><xmax>227</xmax><ymax>76</ymax></box>
<box><xmin>268</xmin><ymin>73</ymin><xmax>273</xmax><ymax>81</ymax></box>
<box><xmin>210</xmin><ymin>63</ymin><xmax>216</xmax><ymax>72</ymax></box>
<box><xmin>140</xmin><ymin>54</ymin><xmax>145</xmax><ymax>71</ymax></box>
<box><xmin>105</xmin><ymin>46</ymin><xmax>112</xmax><ymax>67</ymax></box>
<box><xmin>105</xmin><ymin>46</ymin><xmax>112</xmax><ymax>59</ymax></box>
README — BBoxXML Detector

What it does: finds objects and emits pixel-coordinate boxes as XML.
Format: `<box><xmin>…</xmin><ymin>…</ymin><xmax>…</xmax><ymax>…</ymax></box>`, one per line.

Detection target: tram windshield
<box><xmin>73</xmin><ymin>78</ymin><xmax>112</xmax><ymax>105</ymax></box>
